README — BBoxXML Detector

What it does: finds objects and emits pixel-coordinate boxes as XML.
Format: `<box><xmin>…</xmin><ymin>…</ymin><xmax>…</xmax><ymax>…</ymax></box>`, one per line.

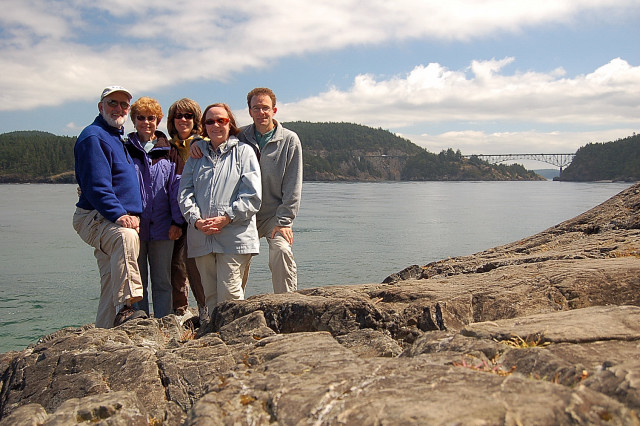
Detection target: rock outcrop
<box><xmin>1</xmin><ymin>184</ymin><xmax>639</xmax><ymax>425</ymax></box>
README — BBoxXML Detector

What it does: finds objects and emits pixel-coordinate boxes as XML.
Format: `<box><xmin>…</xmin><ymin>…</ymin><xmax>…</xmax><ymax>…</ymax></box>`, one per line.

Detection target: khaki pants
<box><xmin>73</xmin><ymin>208</ymin><xmax>143</xmax><ymax>328</ymax></box>
<box><xmin>195</xmin><ymin>253</ymin><xmax>250</xmax><ymax>314</ymax></box>
<box><xmin>265</xmin><ymin>233</ymin><xmax>298</xmax><ymax>293</ymax></box>
<box><xmin>257</xmin><ymin>219</ymin><xmax>297</xmax><ymax>293</ymax></box>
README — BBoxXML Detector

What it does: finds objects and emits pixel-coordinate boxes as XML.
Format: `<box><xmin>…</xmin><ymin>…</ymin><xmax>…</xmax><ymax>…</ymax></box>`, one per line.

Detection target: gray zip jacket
<box><xmin>178</xmin><ymin>136</ymin><xmax>262</xmax><ymax>257</ymax></box>
<box><xmin>238</xmin><ymin>121</ymin><xmax>303</xmax><ymax>230</ymax></box>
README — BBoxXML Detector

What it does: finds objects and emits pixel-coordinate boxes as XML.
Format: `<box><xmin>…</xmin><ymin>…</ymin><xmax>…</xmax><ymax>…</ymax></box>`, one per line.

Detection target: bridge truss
<box><xmin>463</xmin><ymin>153</ymin><xmax>576</xmax><ymax>170</ymax></box>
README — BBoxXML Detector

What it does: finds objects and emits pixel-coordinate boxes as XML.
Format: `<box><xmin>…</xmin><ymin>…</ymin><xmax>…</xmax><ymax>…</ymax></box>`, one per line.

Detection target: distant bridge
<box><xmin>359</xmin><ymin>152</ymin><xmax>577</xmax><ymax>172</ymax></box>
<box><xmin>463</xmin><ymin>153</ymin><xmax>576</xmax><ymax>171</ymax></box>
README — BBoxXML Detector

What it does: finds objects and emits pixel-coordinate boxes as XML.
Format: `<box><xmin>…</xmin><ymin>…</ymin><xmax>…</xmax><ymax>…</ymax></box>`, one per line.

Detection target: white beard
<box><xmin>102</xmin><ymin>112</ymin><xmax>126</xmax><ymax>129</ymax></box>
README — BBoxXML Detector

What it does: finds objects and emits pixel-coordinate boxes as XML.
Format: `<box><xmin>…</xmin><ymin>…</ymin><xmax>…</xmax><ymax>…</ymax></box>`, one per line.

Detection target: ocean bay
<box><xmin>0</xmin><ymin>181</ymin><xmax>632</xmax><ymax>353</ymax></box>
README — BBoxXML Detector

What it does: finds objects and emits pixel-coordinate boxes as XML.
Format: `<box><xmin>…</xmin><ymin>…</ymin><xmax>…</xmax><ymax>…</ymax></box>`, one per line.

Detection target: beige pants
<box><xmin>265</xmin><ymin>233</ymin><xmax>298</xmax><ymax>293</ymax></box>
<box><xmin>195</xmin><ymin>253</ymin><xmax>250</xmax><ymax>314</ymax></box>
<box><xmin>257</xmin><ymin>219</ymin><xmax>297</xmax><ymax>293</ymax></box>
<box><xmin>73</xmin><ymin>208</ymin><xmax>143</xmax><ymax>328</ymax></box>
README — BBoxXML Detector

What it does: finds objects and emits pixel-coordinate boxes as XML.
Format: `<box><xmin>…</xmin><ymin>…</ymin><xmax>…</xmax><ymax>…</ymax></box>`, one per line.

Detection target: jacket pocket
<box><xmin>73</xmin><ymin>209</ymin><xmax>103</xmax><ymax>249</ymax></box>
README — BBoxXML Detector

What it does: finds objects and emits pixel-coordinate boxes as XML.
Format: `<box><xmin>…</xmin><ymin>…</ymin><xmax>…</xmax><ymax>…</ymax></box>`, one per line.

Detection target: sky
<box><xmin>1</xmin><ymin>0</ymin><xmax>639</xmax><ymax>169</ymax></box>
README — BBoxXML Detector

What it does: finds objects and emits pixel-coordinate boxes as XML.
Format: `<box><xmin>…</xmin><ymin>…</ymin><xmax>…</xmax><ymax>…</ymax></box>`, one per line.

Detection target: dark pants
<box><xmin>171</xmin><ymin>229</ymin><xmax>206</xmax><ymax>313</ymax></box>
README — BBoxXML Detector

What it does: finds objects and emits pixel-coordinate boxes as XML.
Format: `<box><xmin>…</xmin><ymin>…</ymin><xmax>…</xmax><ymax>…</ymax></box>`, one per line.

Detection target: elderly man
<box><xmin>73</xmin><ymin>86</ymin><xmax>148</xmax><ymax>327</ymax></box>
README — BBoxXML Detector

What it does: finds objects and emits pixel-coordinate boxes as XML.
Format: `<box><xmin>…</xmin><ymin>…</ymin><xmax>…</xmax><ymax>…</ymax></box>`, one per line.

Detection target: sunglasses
<box><xmin>204</xmin><ymin>117</ymin><xmax>230</xmax><ymax>126</ymax></box>
<box><xmin>175</xmin><ymin>112</ymin><xmax>194</xmax><ymax>120</ymax></box>
<box><xmin>105</xmin><ymin>99</ymin><xmax>130</xmax><ymax>110</ymax></box>
<box><xmin>136</xmin><ymin>115</ymin><xmax>157</xmax><ymax>122</ymax></box>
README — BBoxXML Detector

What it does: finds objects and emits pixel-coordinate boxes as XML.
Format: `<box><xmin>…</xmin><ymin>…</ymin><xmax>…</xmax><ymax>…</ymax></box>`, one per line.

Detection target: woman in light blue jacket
<box><xmin>178</xmin><ymin>103</ymin><xmax>261</xmax><ymax>313</ymax></box>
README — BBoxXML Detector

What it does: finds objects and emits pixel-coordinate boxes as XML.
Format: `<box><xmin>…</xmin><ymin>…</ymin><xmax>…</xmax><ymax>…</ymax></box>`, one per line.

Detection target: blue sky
<box><xmin>1</xmin><ymin>0</ymin><xmax>639</xmax><ymax>166</ymax></box>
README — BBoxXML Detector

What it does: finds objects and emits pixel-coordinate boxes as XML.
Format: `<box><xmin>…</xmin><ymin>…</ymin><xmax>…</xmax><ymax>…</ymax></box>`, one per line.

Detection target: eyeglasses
<box><xmin>204</xmin><ymin>117</ymin><xmax>230</xmax><ymax>126</ymax></box>
<box><xmin>105</xmin><ymin>99</ymin><xmax>130</xmax><ymax>110</ymax></box>
<box><xmin>136</xmin><ymin>115</ymin><xmax>157</xmax><ymax>122</ymax></box>
<box><xmin>175</xmin><ymin>112</ymin><xmax>194</xmax><ymax>120</ymax></box>
<box><xmin>251</xmin><ymin>106</ymin><xmax>272</xmax><ymax>113</ymax></box>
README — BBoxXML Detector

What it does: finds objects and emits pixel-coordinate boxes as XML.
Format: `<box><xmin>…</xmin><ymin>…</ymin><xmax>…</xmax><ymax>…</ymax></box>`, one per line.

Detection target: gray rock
<box><xmin>44</xmin><ymin>391</ymin><xmax>147</xmax><ymax>425</ymax></box>
<box><xmin>157</xmin><ymin>334</ymin><xmax>236</xmax><ymax>413</ymax></box>
<box><xmin>1</xmin><ymin>183</ymin><xmax>640</xmax><ymax>424</ymax></box>
<box><xmin>335</xmin><ymin>328</ymin><xmax>402</xmax><ymax>358</ymax></box>
<box><xmin>186</xmin><ymin>331</ymin><xmax>635</xmax><ymax>425</ymax></box>
<box><xmin>0</xmin><ymin>403</ymin><xmax>48</xmax><ymax>426</ymax></box>
<box><xmin>462</xmin><ymin>304</ymin><xmax>640</xmax><ymax>343</ymax></box>
<box><xmin>218</xmin><ymin>310</ymin><xmax>276</xmax><ymax>345</ymax></box>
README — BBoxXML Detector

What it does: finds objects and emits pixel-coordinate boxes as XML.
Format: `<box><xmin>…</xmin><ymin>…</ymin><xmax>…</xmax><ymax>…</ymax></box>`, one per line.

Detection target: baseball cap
<box><xmin>100</xmin><ymin>86</ymin><xmax>132</xmax><ymax>101</ymax></box>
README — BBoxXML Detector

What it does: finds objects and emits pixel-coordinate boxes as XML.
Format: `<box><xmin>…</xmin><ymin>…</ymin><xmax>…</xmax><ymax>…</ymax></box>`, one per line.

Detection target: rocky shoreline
<box><xmin>1</xmin><ymin>184</ymin><xmax>639</xmax><ymax>425</ymax></box>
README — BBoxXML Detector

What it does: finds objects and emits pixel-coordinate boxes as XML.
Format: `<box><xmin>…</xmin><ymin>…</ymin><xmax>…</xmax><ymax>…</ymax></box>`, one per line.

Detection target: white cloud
<box><xmin>1</xmin><ymin>0</ymin><xmax>637</xmax><ymax>111</ymax></box>
<box><xmin>0</xmin><ymin>0</ymin><xmax>78</xmax><ymax>41</ymax></box>
<box><xmin>65</xmin><ymin>122</ymin><xmax>80</xmax><ymax>132</ymax></box>
<box><xmin>403</xmin><ymin>128</ymin><xmax>639</xmax><ymax>156</ymax></box>
<box><xmin>281</xmin><ymin>57</ymin><xmax>640</xmax><ymax>128</ymax></box>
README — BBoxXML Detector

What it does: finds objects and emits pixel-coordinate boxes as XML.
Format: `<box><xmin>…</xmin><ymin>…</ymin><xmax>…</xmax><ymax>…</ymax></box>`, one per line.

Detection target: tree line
<box><xmin>556</xmin><ymin>133</ymin><xmax>640</xmax><ymax>182</ymax></box>
<box><xmin>8</xmin><ymin>124</ymin><xmax>637</xmax><ymax>183</ymax></box>
<box><xmin>0</xmin><ymin>131</ymin><xmax>77</xmax><ymax>183</ymax></box>
<box><xmin>287</xmin><ymin>122</ymin><xmax>541</xmax><ymax>181</ymax></box>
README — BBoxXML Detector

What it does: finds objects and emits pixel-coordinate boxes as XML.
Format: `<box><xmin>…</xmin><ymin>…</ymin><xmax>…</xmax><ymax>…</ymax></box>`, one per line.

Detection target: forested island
<box><xmin>555</xmin><ymin>133</ymin><xmax>640</xmax><ymax>182</ymax></box>
<box><xmin>0</xmin><ymin>131</ymin><xmax>77</xmax><ymax>183</ymax></box>
<box><xmin>1</xmin><ymin>124</ymin><xmax>637</xmax><ymax>183</ymax></box>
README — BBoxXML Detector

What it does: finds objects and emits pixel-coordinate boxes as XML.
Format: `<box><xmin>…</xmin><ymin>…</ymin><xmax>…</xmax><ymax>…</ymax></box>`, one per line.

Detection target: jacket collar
<box><xmin>170</xmin><ymin>134</ymin><xmax>203</xmax><ymax>149</ymax></box>
<box><xmin>242</xmin><ymin>120</ymin><xmax>282</xmax><ymax>146</ymax></box>
<box><xmin>206</xmin><ymin>135</ymin><xmax>239</xmax><ymax>156</ymax></box>
<box><xmin>126</xmin><ymin>130</ymin><xmax>170</xmax><ymax>152</ymax></box>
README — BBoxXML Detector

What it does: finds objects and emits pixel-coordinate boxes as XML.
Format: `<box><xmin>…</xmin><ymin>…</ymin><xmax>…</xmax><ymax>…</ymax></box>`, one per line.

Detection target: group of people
<box><xmin>73</xmin><ymin>86</ymin><xmax>303</xmax><ymax>328</ymax></box>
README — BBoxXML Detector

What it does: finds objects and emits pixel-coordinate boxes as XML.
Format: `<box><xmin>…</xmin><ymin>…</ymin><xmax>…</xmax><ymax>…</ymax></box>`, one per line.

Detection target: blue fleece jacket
<box><xmin>75</xmin><ymin>115</ymin><xmax>142</xmax><ymax>222</ymax></box>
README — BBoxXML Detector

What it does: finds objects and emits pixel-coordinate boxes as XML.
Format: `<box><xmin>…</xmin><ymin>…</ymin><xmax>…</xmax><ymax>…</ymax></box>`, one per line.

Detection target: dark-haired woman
<box><xmin>166</xmin><ymin>98</ymin><xmax>209</xmax><ymax>324</ymax></box>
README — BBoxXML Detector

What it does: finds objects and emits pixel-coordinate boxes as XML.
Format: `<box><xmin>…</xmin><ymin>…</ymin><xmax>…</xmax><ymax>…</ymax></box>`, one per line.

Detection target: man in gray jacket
<box><xmin>238</xmin><ymin>88</ymin><xmax>303</xmax><ymax>293</ymax></box>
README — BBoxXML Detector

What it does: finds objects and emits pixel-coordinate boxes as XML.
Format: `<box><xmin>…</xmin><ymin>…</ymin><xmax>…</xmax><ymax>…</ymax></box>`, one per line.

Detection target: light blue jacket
<box><xmin>178</xmin><ymin>136</ymin><xmax>261</xmax><ymax>257</ymax></box>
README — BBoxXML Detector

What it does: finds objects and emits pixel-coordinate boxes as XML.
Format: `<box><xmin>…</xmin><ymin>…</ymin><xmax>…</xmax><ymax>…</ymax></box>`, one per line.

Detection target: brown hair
<box><xmin>166</xmin><ymin>98</ymin><xmax>203</xmax><ymax>139</ymax></box>
<box><xmin>200</xmin><ymin>103</ymin><xmax>240</xmax><ymax>138</ymax></box>
<box><xmin>130</xmin><ymin>97</ymin><xmax>163</xmax><ymax>124</ymax></box>
<box><xmin>246</xmin><ymin>87</ymin><xmax>276</xmax><ymax>108</ymax></box>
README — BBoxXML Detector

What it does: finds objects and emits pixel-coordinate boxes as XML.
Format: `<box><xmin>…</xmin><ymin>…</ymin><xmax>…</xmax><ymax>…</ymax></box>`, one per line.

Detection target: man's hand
<box><xmin>168</xmin><ymin>224</ymin><xmax>183</xmax><ymax>240</ymax></box>
<box><xmin>190</xmin><ymin>143</ymin><xmax>204</xmax><ymax>159</ymax></box>
<box><xmin>116</xmin><ymin>214</ymin><xmax>140</xmax><ymax>233</ymax></box>
<box><xmin>272</xmin><ymin>226</ymin><xmax>294</xmax><ymax>245</ymax></box>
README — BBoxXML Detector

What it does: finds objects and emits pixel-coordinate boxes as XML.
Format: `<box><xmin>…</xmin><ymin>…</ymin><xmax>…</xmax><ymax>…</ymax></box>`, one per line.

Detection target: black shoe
<box><xmin>114</xmin><ymin>305</ymin><xmax>148</xmax><ymax>327</ymax></box>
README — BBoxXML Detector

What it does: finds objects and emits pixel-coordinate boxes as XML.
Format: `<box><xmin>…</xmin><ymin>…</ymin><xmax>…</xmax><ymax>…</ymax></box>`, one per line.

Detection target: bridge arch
<box><xmin>463</xmin><ymin>153</ymin><xmax>576</xmax><ymax>172</ymax></box>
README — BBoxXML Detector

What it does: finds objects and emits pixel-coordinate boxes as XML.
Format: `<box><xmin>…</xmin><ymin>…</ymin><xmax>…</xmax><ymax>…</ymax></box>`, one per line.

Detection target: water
<box><xmin>0</xmin><ymin>181</ymin><xmax>632</xmax><ymax>353</ymax></box>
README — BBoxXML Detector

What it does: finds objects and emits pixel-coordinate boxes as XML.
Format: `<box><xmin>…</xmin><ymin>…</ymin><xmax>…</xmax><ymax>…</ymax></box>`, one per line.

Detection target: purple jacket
<box><xmin>126</xmin><ymin>131</ymin><xmax>184</xmax><ymax>241</ymax></box>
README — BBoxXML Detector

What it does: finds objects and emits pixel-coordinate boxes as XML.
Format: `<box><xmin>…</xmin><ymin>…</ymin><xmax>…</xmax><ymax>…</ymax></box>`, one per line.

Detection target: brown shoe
<box><xmin>114</xmin><ymin>305</ymin><xmax>148</xmax><ymax>327</ymax></box>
